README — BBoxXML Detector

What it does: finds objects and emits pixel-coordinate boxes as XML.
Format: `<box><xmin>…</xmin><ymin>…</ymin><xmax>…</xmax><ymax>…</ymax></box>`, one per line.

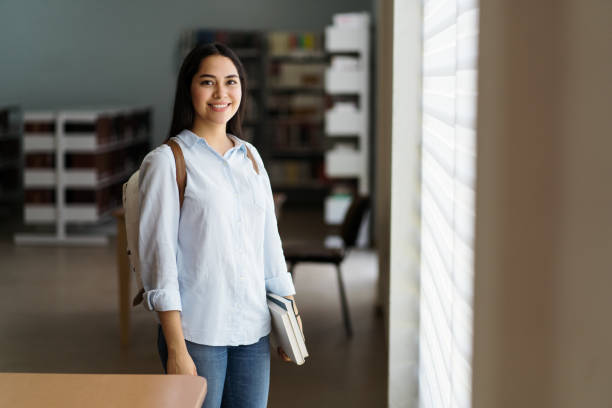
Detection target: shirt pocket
<box><xmin>250</xmin><ymin>174</ymin><xmax>266</xmax><ymax>212</ymax></box>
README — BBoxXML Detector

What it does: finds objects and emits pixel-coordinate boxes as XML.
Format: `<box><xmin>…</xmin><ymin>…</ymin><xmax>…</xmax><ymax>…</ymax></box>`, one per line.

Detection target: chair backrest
<box><xmin>340</xmin><ymin>195</ymin><xmax>370</xmax><ymax>247</ymax></box>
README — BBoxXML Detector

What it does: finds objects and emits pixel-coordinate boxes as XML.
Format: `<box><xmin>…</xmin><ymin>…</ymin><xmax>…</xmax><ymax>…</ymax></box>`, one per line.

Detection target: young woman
<box><xmin>138</xmin><ymin>43</ymin><xmax>302</xmax><ymax>408</ymax></box>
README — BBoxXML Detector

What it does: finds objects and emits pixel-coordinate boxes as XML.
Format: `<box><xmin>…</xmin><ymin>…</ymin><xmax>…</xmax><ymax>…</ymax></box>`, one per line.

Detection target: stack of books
<box><xmin>267</xmin><ymin>293</ymin><xmax>309</xmax><ymax>365</ymax></box>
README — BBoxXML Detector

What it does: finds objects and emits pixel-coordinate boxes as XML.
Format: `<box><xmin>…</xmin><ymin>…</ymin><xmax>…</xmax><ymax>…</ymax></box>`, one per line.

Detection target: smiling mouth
<box><xmin>209</xmin><ymin>103</ymin><xmax>231</xmax><ymax>112</ymax></box>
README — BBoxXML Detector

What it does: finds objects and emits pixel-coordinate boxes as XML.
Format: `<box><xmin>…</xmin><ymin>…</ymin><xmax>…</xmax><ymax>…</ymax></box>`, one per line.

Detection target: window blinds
<box><xmin>419</xmin><ymin>0</ymin><xmax>479</xmax><ymax>407</ymax></box>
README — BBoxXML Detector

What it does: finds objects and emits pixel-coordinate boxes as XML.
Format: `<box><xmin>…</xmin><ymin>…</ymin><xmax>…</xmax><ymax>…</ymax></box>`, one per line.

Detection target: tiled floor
<box><xmin>0</xmin><ymin>208</ymin><xmax>386</xmax><ymax>407</ymax></box>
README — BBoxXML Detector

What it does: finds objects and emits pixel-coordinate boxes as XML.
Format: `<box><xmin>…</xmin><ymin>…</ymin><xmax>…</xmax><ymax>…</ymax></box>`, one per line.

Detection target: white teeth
<box><xmin>211</xmin><ymin>104</ymin><xmax>229</xmax><ymax>108</ymax></box>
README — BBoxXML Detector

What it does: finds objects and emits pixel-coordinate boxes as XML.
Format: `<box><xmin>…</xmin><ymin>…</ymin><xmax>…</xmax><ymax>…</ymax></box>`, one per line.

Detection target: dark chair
<box><xmin>283</xmin><ymin>196</ymin><xmax>370</xmax><ymax>337</ymax></box>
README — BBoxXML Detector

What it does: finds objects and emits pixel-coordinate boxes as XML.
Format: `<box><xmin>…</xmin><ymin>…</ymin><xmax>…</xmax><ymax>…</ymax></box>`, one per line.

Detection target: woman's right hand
<box><xmin>166</xmin><ymin>349</ymin><xmax>198</xmax><ymax>376</ymax></box>
<box><xmin>158</xmin><ymin>311</ymin><xmax>196</xmax><ymax>375</ymax></box>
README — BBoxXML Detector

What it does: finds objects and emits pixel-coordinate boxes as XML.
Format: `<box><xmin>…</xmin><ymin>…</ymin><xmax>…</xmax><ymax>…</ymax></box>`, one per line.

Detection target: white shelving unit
<box><xmin>323</xmin><ymin>12</ymin><xmax>371</xmax><ymax>226</ymax></box>
<box><xmin>15</xmin><ymin>108</ymin><xmax>150</xmax><ymax>245</ymax></box>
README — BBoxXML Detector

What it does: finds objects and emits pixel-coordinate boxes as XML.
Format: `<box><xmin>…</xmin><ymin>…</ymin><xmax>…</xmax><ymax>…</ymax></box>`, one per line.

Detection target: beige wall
<box><xmin>473</xmin><ymin>1</ymin><xmax>612</xmax><ymax>406</ymax></box>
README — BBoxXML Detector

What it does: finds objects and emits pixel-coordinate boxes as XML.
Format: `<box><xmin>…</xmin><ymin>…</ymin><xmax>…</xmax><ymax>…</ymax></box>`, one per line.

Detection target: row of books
<box><xmin>24</xmin><ymin>110</ymin><xmax>151</xmax><ymax>145</ymax></box>
<box><xmin>267</xmin><ymin>94</ymin><xmax>326</xmax><ymax>117</ymax></box>
<box><xmin>268</xmin><ymin>160</ymin><xmax>327</xmax><ymax>187</ymax></box>
<box><xmin>270</xmin><ymin>123</ymin><xmax>323</xmax><ymax>151</ymax></box>
<box><xmin>269</xmin><ymin>161</ymin><xmax>313</xmax><ymax>185</ymax></box>
<box><xmin>268</xmin><ymin>61</ymin><xmax>326</xmax><ymax>89</ymax></box>
<box><xmin>25</xmin><ymin>150</ymin><xmax>136</xmax><ymax>173</ymax></box>
<box><xmin>25</xmin><ymin>184</ymin><xmax>121</xmax><ymax>210</ymax></box>
<box><xmin>267</xmin><ymin>32</ymin><xmax>323</xmax><ymax>57</ymax></box>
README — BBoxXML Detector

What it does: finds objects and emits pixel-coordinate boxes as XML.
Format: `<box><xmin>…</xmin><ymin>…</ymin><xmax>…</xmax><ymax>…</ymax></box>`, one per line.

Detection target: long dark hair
<box><xmin>167</xmin><ymin>42</ymin><xmax>247</xmax><ymax>141</ymax></box>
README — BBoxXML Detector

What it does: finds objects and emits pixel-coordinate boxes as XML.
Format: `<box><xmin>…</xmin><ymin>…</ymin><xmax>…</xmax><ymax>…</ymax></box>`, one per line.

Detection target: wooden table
<box><xmin>0</xmin><ymin>373</ymin><xmax>206</xmax><ymax>408</ymax></box>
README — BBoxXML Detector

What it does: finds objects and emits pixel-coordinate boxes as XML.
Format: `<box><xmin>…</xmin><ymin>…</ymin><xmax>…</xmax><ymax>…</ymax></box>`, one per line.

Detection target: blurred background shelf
<box><xmin>0</xmin><ymin>106</ymin><xmax>24</xmax><ymax>219</ymax></box>
<box><xmin>267</xmin><ymin>87</ymin><xmax>326</xmax><ymax>94</ymax></box>
<box><xmin>270</xmin><ymin>148</ymin><xmax>325</xmax><ymax>159</ymax></box>
<box><xmin>15</xmin><ymin>107</ymin><xmax>151</xmax><ymax>244</ymax></box>
<box><xmin>323</xmin><ymin>12</ymin><xmax>371</xmax><ymax>237</ymax></box>
<box><xmin>177</xmin><ymin>23</ymin><xmax>371</xmax><ymax>213</ymax></box>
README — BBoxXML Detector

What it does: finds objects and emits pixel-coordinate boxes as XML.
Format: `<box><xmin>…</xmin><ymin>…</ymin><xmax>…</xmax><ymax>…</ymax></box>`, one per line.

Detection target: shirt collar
<box><xmin>176</xmin><ymin>129</ymin><xmax>199</xmax><ymax>148</ymax></box>
<box><xmin>176</xmin><ymin>129</ymin><xmax>247</xmax><ymax>154</ymax></box>
<box><xmin>228</xmin><ymin>133</ymin><xmax>247</xmax><ymax>154</ymax></box>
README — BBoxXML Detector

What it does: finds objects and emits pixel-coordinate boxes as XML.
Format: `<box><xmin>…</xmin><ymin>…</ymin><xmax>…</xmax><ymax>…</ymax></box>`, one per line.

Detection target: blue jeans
<box><xmin>157</xmin><ymin>325</ymin><xmax>270</xmax><ymax>408</ymax></box>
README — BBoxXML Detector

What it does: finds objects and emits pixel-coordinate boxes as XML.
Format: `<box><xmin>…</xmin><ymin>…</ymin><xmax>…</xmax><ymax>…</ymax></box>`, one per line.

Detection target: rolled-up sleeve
<box><xmin>138</xmin><ymin>146</ymin><xmax>182</xmax><ymax>312</ymax></box>
<box><xmin>251</xmin><ymin>146</ymin><xmax>296</xmax><ymax>297</ymax></box>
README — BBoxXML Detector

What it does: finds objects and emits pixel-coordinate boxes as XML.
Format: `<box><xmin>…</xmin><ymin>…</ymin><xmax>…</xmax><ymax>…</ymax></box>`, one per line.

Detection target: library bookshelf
<box><xmin>324</xmin><ymin>12</ymin><xmax>371</xmax><ymax>228</ymax></box>
<box><xmin>266</xmin><ymin>32</ymin><xmax>329</xmax><ymax>206</ymax></box>
<box><xmin>181</xmin><ymin>29</ymin><xmax>332</xmax><ymax>206</ymax></box>
<box><xmin>15</xmin><ymin>107</ymin><xmax>151</xmax><ymax>245</ymax></box>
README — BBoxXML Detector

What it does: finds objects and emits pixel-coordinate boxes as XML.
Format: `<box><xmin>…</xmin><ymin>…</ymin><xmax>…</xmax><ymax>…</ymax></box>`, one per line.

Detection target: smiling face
<box><xmin>190</xmin><ymin>55</ymin><xmax>242</xmax><ymax>130</ymax></box>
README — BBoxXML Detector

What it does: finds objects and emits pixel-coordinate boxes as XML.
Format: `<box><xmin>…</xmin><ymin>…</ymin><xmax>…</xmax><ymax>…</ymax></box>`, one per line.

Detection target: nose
<box><xmin>212</xmin><ymin>83</ymin><xmax>226</xmax><ymax>99</ymax></box>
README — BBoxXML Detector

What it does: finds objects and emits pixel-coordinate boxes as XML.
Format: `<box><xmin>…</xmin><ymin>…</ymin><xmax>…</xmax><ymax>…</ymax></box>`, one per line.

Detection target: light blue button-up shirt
<box><xmin>138</xmin><ymin>129</ymin><xmax>295</xmax><ymax>346</ymax></box>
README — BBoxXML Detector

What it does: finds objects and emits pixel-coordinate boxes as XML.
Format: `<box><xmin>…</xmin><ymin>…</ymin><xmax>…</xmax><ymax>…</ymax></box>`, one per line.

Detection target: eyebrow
<box><xmin>198</xmin><ymin>74</ymin><xmax>239</xmax><ymax>79</ymax></box>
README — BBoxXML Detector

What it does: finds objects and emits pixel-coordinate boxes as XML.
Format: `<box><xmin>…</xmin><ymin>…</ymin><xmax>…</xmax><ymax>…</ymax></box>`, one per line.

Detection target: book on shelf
<box><xmin>267</xmin><ymin>32</ymin><xmax>322</xmax><ymax>57</ymax></box>
<box><xmin>269</xmin><ymin>62</ymin><xmax>325</xmax><ymax>89</ymax></box>
<box><xmin>267</xmin><ymin>293</ymin><xmax>308</xmax><ymax>365</ymax></box>
<box><xmin>269</xmin><ymin>160</ymin><xmax>313</xmax><ymax>185</ymax></box>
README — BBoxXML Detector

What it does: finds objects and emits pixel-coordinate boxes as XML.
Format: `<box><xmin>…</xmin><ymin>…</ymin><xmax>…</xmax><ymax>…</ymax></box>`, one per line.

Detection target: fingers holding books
<box><xmin>296</xmin><ymin>315</ymin><xmax>303</xmax><ymax>336</ymax></box>
<box><xmin>278</xmin><ymin>347</ymin><xmax>292</xmax><ymax>362</ymax></box>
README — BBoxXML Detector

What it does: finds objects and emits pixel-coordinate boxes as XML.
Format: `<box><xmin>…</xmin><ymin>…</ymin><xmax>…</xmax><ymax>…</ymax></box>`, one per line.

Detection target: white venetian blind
<box><xmin>418</xmin><ymin>0</ymin><xmax>479</xmax><ymax>407</ymax></box>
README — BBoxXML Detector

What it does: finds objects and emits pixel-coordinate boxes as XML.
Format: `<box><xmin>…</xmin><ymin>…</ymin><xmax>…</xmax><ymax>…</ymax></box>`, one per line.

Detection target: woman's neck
<box><xmin>191</xmin><ymin>120</ymin><xmax>227</xmax><ymax>144</ymax></box>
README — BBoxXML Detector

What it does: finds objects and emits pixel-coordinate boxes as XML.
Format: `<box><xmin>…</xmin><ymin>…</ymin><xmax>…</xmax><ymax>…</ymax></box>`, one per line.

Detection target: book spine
<box><xmin>282</xmin><ymin>313</ymin><xmax>304</xmax><ymax>365</ymax></box>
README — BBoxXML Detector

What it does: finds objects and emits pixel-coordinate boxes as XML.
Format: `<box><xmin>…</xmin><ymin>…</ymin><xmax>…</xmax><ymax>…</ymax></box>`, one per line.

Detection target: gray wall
<box><xmin>0</xmin><ymin>0</ymin><xmax>372</xmax><ymax>145</ymax></box>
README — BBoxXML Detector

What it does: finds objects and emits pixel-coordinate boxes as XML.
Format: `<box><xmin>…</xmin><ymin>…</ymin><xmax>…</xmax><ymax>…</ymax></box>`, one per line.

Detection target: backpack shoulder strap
<box><xmin>165</xmin><ymin>139</ymin><xmax>186</xmax><ymax>208</ymax></box>
<box><xmin>227</xmin><ymin>134</ymin><xmax>259</xmax><ymax>175</ymax></box>
<box><xmin>245</xmin><ymin>146</ymin><xmax>259</xmax><ymax>175</ymax></box>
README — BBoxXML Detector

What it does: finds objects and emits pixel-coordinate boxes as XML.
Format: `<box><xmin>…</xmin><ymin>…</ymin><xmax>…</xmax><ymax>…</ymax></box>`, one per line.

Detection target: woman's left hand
<box><xmin>278</xmin><ymin>347</ymin><xmax>291</xmax><ymax>362</ymax></box>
